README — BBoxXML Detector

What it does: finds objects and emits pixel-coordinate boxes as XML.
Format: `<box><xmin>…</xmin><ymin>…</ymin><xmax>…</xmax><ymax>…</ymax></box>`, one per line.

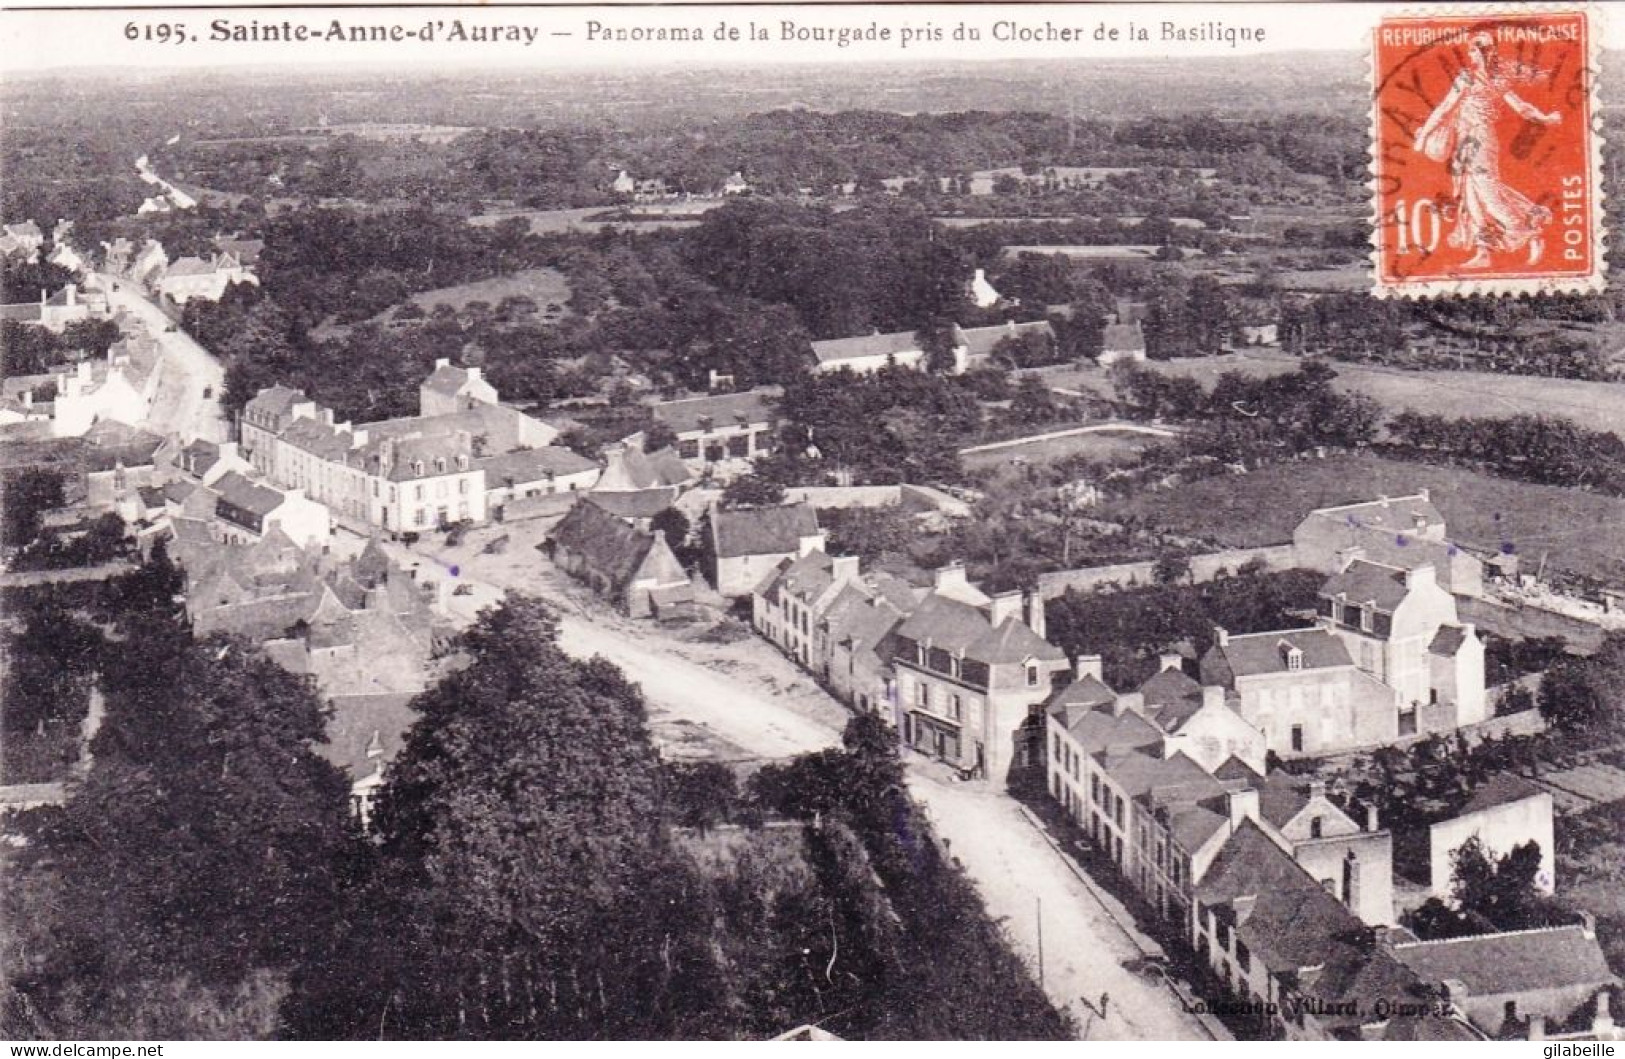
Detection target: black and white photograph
<box><xmin>1</xmin><ymin>0</ymin><xmax>1623</xmax><ymax>1046</ymax></box>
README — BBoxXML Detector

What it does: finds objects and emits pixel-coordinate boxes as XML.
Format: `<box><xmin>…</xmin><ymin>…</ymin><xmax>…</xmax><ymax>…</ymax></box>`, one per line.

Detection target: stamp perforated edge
<box><xmin>1366</xmin><ymin>2</ymin><xmax>1608</xmax><ymax>299</ymax></box>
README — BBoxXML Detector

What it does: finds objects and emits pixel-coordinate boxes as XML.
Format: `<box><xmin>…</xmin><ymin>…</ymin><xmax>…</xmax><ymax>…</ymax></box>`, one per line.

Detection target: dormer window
<box><xmin>1331</xmin><ymin>597</ymin><xmax>1344</xmax><ymax>624</ymax></box>
<box><xmin>1026</xmin><ymin>663</ymin><xmax>1039</xmax><ymax>687</ymax></box>
<box><xmin>950</xmin><ymin>656</ymin><xmax>962</xmax><ymax>679</ymax></box>
<box><xmin>1360</xmin><ymin>605</ymin><xmax>1374</xmax><ymax>632</ymax></box>
<box><xmin>413</xmin><ymin>460</ymin><xmax>425</xmax><ymax>478</ymax></box>
<box><xmin>1286</xmin><ymin>646</ymin><xmax>1303</xmax><ymax>671</ymax></box>
<box><xmin>1310</xmin><ymin>816</ymin><xmax>1323</xmax><ymax>838</ymax></box>
<box><xmin>436</xmin><ymin>457</ymin><xmax>447</xmax><ymax>474</ymax></box>
<box><xmin>915</xmin><ymin>643</ymin><xmax>926</xmax><ymax>665</ymax></box>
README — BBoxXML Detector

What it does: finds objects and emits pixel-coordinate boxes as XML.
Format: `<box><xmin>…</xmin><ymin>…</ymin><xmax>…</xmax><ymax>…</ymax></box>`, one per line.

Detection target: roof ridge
<box><xmin>1310</xmin><ymin>493</ymin><xmax>1433</xmax><ymax>515</ymax></box>
<box><xmin>1392</xmin><ymin>922</ymin><xmax>1585</xmax><ymax>950</ymax></box>
<box><xmin>1225</xmin><ymin>625</ymin><xmax>1327</xmax><ymax>642</ymax></box>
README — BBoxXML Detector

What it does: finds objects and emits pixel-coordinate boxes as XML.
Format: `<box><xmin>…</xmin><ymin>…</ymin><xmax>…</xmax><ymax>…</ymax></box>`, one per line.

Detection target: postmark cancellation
<box><xmin>1370</xmin><ymin>4</ymin><xmax>1605</xmax><ymax>298</ymax></box>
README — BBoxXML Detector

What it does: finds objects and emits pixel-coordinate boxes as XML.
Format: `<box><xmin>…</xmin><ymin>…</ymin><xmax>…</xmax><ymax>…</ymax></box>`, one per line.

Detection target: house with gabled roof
<box><xmin>809</xmin><ymin>329</ymin><xmax>926</xmax><ymax>376</ymax></box>
<box><xmin>651</xmin><ymin>387</ymin><xmax>778</xmax><ymax>479</ymax></box>
<box><xmin>751</xmin><ymin>548</ymin><xmax>862</xmax><ymax>667</ymax></box>
<box><xmin>155</xmin><ymin>252</ymin><xmax>258</xmax><ymax>304</ymax></box>
<box><xmin>419</xmin><ymin>357</ymin><xmax>499</xmax><ymax>416</ymax></box>
<box><xmin>547</xmin><ymin>497</ymin><xmax>693</xmax><ymax>619</ymax></box>
<box><xmin>952</xmin><ymin>319</ymin><xmax>1057</xmax><ymax>373</ymax></box>
<box><xmin>318</xmin><ymin>691</ymin><xmax>420</xmax><ymax>830</ymax></box>
<box><xmin>1426</xmin><ymin>774</ymin><xmax>1555</xmax><ymax>900</ymax></box>
<box><xmin>709</xmin><ymin>502</ymin><xmax>824</xmax><ymax>597</ymax></box>
<box><xmin>891</xmin><ymin>563</ymin><xmax>1066</xmax><ymax>783</ymax></box>
<box><xmin>1294</xmin><ymin>490</ymin><xmax>1484</xmax><ymax>598</ymax></box>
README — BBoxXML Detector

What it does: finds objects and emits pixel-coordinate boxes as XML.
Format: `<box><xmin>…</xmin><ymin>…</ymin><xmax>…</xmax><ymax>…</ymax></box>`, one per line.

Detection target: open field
<box><xmin>1105</xmin><ymin>453</ymin><xmax>1625</xmax><ymax>584</ymax></box>
<box><xmin>468</xmin><ymin>206</ymin><xmax>705</xmax><ymax>236</ymax></box>
<box><xmin>1049</xmin><ymin>353</ymin><xmax>1625</xmax><ymax>437</ymax></box>
<box><xmin>403</xmin><ymin>267</ymin><xmax>572</xmax><ymax>313</ymax></box>
<box><xmin>963</xmin><ymin>428</ymin><xmax>1166</xmax><ymax>476</ymax></box>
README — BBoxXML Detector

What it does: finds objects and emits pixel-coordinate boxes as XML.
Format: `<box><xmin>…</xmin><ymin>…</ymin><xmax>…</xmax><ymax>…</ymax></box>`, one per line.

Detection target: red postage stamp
<box><xmin>1370</xmin><ymin>5</ymin><xmax>1604</xmax><ymax>297</ymax></box>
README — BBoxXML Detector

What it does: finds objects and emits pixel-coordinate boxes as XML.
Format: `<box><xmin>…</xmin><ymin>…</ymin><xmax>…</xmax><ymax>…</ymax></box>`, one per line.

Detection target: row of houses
<box><xmin>809</xmin><ymin>319</ymin><xmax>1061</xmax><ymax>376</ymax></box>
<box><xmin>0</xmin><ymin>325</ymin><xmax>162</xmax><ymax>439</ymax></box>
<box><xmin>102</xmin><ymin>234</ymin><xmax>260</xmax><ymax>304</ymax></box>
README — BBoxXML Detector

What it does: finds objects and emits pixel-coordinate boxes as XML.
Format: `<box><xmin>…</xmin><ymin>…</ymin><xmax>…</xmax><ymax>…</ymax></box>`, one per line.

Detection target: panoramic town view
<box><xmin>2</xmin><ymin>2</ymin><xmax>1624</xmax><ymax>1045</ymax></box>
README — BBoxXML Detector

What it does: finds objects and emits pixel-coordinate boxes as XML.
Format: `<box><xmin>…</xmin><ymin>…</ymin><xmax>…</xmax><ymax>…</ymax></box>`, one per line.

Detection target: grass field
<box><xmin>404</xmin><ymin>268</ymin><xmax>572</xmax><ymax>314</ymax></box>
<box><xmin>1105</xmin><ymin>453</ymin><xmax>1625</xmax><ymax>584</ymax></box>
<box><xmin>467</xmin><ymin>207</ymin><xmax>705</xmax><ymax>236</ymax></box>
<box><xmin>1051</xmin><ymin>353</ymin><xmax>1625</xmax><ymax>438</ymax></box>
<box><xmin>963</xmin><ymin>429</ymin><xmax>1165</xmax><ymax>478</ymax></box>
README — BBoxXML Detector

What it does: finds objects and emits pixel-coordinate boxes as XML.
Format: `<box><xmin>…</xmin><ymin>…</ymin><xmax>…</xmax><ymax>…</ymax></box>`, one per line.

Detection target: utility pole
<box><xmin>1036</xmin><ymin>895</ymin><xmax>1045</xmax><ymax>988</ymax></box>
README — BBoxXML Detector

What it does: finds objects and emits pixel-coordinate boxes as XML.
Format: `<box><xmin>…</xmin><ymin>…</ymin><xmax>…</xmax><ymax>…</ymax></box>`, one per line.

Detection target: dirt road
<box><xmin>383</xmin><ymin>522</ymin><xmax>1215</xmax><ymax>1040</ymax></box>
<box><xmin>89</xmin><ymin>272</ymin><xmax>227</xmax><ymax>443</ymax></box>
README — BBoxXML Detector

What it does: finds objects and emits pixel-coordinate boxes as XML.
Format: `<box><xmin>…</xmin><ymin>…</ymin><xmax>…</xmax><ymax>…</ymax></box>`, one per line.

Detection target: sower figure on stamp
<box><xmin>1413</xmin><ymin>31</ymin><xmax>1562</xmax><ymax>270</ymax></box>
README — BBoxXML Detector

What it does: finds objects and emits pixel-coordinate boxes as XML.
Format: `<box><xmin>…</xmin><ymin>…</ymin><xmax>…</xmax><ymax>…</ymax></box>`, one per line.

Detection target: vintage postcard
<box><xmin>1</xmin><ymin>1</ymin><xmax>1622</xmax><ymax>1049</ymax></box>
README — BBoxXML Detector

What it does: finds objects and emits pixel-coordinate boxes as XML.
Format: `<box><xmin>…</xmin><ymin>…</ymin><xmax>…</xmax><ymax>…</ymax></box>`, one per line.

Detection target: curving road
<box><xmin>88</xmin><ymin>271</ymin><xmax>228</xmax><ymax>443</ymax></box>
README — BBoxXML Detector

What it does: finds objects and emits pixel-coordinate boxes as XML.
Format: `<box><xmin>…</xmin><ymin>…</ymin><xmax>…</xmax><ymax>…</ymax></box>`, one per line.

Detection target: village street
<box><xmin>88</xmin><ymin>271</ymin><xmax>228</xmax><ymax>443</ymax></box>
<box><xmin>379</xmin><ymin>522</ymin><xmax>1218</xmax><ymax>1042</ymax></box>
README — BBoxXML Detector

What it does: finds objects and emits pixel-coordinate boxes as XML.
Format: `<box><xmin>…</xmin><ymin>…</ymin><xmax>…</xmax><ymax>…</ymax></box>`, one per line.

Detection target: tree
<box><xmin>1448</xmin><ymin>836</ymin><xmax>1567</xmax><ymax>933</ymax></box>
<box><xmin>720</xmin><ymin>473</ymin><xmax>787</xmax><ymax>510</ymax></box>
<box><xmin>650</xmin><ymin>507</ymin><xmax>691</xmax><ymax>554</ymax></box>
<box><xmin>1152</xmin><ymin>552</ymin><xmax>1193</xmax><ymax>585</ymax></box>
<box><xmin>4</xmin><ymin>624</ymin><xmax>356</xmax><ymax>1038</ymax></box>
<box><xmin>1</xmin><ymin>468</ymin><xmax>65</xmax><ymax>547</ymax></box>
<box><xmin>286</xmin><ymin>597</ymin><xmax>715</xmax><ymax>1039</ymax></box>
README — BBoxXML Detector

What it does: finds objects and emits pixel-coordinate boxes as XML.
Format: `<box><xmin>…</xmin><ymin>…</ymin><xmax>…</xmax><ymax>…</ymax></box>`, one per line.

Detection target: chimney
<box><xmin>1417</xmin><ymin>487</ymin><xmax>1430</xmax><ymax>502</ymax></box>
<box><xmin>1593</xmin><ymin>990</ymin><xmax>1614</xmax><ymax>1037</ymax></box>
<box><xmin>1074</xmin><ymin>654</ymin><xmax>1103</xmax><ymax>682</ymax></box>
<box><xmin>1439</xmin><ymin>979</ymin><xmax>1470</xmax><ymax>1006</ymax></box>
<box><xmin>796</xmin><ymin>530</ymin><xmax>827</xmax><ymax>558</ymax></box>
<box><xmin>1025</xmin><ymin>590</ymin><xmax>1046</xmax><ymax>639</ymax></box>
<box><xmin>21</xmin><ymin>390</ymin><xmax>30</xmax><ymax>408</ymax></box>
<box><xmin>831</xmin><ymin>554</ymin><xmax>861</xmax><ymax>583</ymax></box>
<box><xmin>467</xmin><ymin>366</ymin><xmax>482</xmax><ymax>382</ymax></box>
<box><xmin>1578</xmin><ymin>910</ymin><xmax>1597</xmax><ymax>940</ymax></box>
<box><xmin>1201</xmin><ymin>685</ymin><xmax>1225</xmax><ymax>710</ymax></box>
<box><xmin>1213</xmin><ymin>624</ymin><xmax>1230</xmax><ymax>648</ymax></box>
<box><xmin>1528</xmin><ymin>1016</ymin><xmax>1546</xmax><ymax>1041</ymax></box>
<box><xmin>1405</xmin><ymin>563</ymin><xmax>1437</xmax><ymax>591</ymax></box>
<box><xmin>1309</xmin><ymin>779</ymin><xmax>1327</xmax><ymax>801</ymax></box>
<box><xmin>988</xmin><ymin>590</ymin><xmax>1023</xmax><ymax>628</ymax></box>
<box><xmin>321</xmin><ymin>407</ymin><xmax>335</xmax><ymax>426</ymax></box>
<box><xmin>1366</xmin><ymin>803</ymin><xmax>1380</xmax><ymax>831</ymax></box>
<box><xmin>435</xmin><ymin>357</ymin><xmax>450</xmax><ymax>370</ymax></box>
<box><xmin>1378</xmin><ymin>494</ymin><xmax>1390</xmax><ymax>507</ymax></box>
<box><xmin>1158</xmin><ymin>652</ymin><xmax>1184</xmax><ymax>673</ymax></box>
<box><xmin>1225</xmin><ymin>788</ymin><xmax>1259</xmax><ymax>827</ymax></box>
<box><xmin>365</xmin><ymin>729</ymin><xmax>384</xmax><ymax>760</ymax></box>
<box><xmin>66</xmin><ymin>283</ymin><xmax>77</xmax><ymax>306</ymax></box>
<box><xmin>933</xmin><ymin>561</ymin><xmax>969</xmax><ymax>592</ymax></box>
<box><xmin>1111</xmin><ymin>691</ymin><xmax>1143</xmax><ymax>718</ymax></box>
<box><xmin>1345</xmin><ymin>850</ymin><xmax>1362</xmax><ymax>913</ymax></box>
<box><xmin>1231</xmin><ymin>894</ymin><xmax>1257</xmax><ymax>924</ymax></box>
<box><xmin>218</xmin><ymin>441</ymin><xmax>238</xmax><ymax>460</ymax></box>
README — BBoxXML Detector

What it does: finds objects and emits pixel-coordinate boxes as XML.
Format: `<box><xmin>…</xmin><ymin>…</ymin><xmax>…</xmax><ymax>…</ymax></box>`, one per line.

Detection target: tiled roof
<box><xmin>810</xmin><ymin>329</ymin><xmax>920</xmax><ymax>365</ymax></box>
<box><xmin>1322</xmin><ymin>559</ymin><xmax>1410</xmax><ymax>613</ymax></box>
<box><xmin>1100</xmin><ymin>747</ymin><xmax>1213</xmax><ymax>798</ymax></box>
<box><xmin>712</xmin><ymin>503</ymin><xmax>819</xmax><ymax>559</ymax></box>
<box><xmin>476</xmin><ymin>445</ymin><xmax>597</xmax><ymax>484</ymax></box>
<box><xmin>1456</xmin><ymin>773</ymin><xmax>1547</xmax><ymax>816</ymax></box>
<box><xmin>1060</xmin><ymin>703</ymin><xmax>1164</xmax><ymax>753</ymax></box>
<box><xmin>1205</xmin><ymin>627</ymin><xmax>1351</xmax><ymax>680</ymax></box>
<box><xmin>651</xmin><ymin>388</ymin><xmax>779</xmax><ymax>435</ymax></box>
<box><xmin>550</xmin><ymin>498</ymin><xmax>658</xmax><ymax>587</ymax></box>
<box><xmin>1392</xmin><ymin>925</ymin><xmax>1617</xmax><ymax>997</ymax></box>
<box><xmin>280</xmin><ymin>417</ymin><xmax>355</xmax><ymax>461</ymax></box>
<box><xmin>1256</xmin><ymin>770</ymin><xmax>1314</xmax><ymax>830</ymax></box>
<box><xmin>1167</xmin><ymin>803</ymin><xmax>1230</xmax><ymax>853</ymax></box>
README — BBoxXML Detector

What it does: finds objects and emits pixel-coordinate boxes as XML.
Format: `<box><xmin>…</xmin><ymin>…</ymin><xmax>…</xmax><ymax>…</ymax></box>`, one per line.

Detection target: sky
<box><xmin>8</xmin><ymin>2</ymin><xmax>1608</xmax><ymax>74</ymax></box>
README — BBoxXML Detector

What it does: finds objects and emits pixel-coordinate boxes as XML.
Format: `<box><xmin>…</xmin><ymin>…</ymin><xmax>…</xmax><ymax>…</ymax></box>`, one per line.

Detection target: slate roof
<box><xmin>163</xmin><ymin>255</ymin><xmax>215</xmax><ymax>278</ymax></box>
<box><xmin>895</xmin><ymin>591</ymin><xmax>1065</xmax><ymax>668</ymax></box>
<box><xmin>810</xmin><ymin>329</ymin><xmax>920</xmax><ymax>365</ymax></box>
<box><xmin>213</xmin><ymin>471</ymin><xmax>284</xmax><ymax>517</ymax></box>
<box><xmin>954</xmin><ymin>320</ymin><xmax>1056</xmax><ymax>359</ymax></box>
<box><xmin>243</xmin><ymin>385</ymin><xmax>306</xmax><ymax>423</ymax></box>
<box><xmin>1322</xmin><ymin>559</ymin><xmax>1411</xmax><ymax>613</ymax></box>
<box><xmin>1456</xmin><ymin>773</ymin><xmax>1547</xmax><ymax>816</ymax></box>
<box><xmin>476</xmin><ymin>445</ymin><xmax>598</xmax><ymax>484</ymax></box>
<box><xmin>712</xmin><ymin>503</ymin><xmax>819</xmax><ymax>559</ymax></box>
<box><xmin>280</xmin><ymin>417</ymin><xmax>355</xmax><ymax>461</ymax></box>
<box><xmin>550</xmin><ymin>498</ymin><xmax>660</xmax><ymax>588</ymax></box>
<box><xmin>651</xmin><ymin>388</ymin><xmax>779</xmax><ymax>435</ymax></box>
<box><xmin>1307</xmin><ymin>494</ymin><xmax>1444</xmax><ymax>536</ymax></box>
<box><xmin>1392</xmin><ymin>925</ymin><xmax>1617</xmax><ymax>997</ymax></box>
<box><xmin>1100</xmin><ymin>747</ymin><xmax>1213</xmax><ymax>798</ymax></box>
<box><xmin>1256</xmin><ymin>770</ymin><xmax>1316</xmax><ymax>830</ymax></box>
<box><xmin>1429</xmin><ymin>625</ymin><xmax>1469</xmax><ymax>656</ymax></box>
<box><xmin>1204</xmin><ymin>627</ymin><xmax>1351</xmax><ymax>680</ymax></box>
<box><xmin>0</xmin><ymin>303</ymin><xmax>42</xmax><ymax>322</ymax></box>
<box><xmin>594</xmin><ymin>446</ymin><xmax>692</xmax><ymax>491</ymax></box>
<box><xmin>1059</xmin><ymin>704</ymin><xmax>1164</xmax><ymax>754</ymax></box>
<box><xmin>1167</xmin><ymin>803</ymin><xmax>1231</xmax><ymax>853</ymax></box>
<box><xmin>1139</xmin><ymin>665</ymin><xmax>1201</xmax><ymax>708</ymax></box>
<box><xmin>1103</xmin><ymin>321</ymin><xmax>1145</xmax><ymax>350</ymax></box>
<box><xmin>319</xmin><ymin>691</ymin><xmax>420</xmax><ymax>783</ymax></box>
<box><xmin>584</xmin><ymin>488</ymin><xmax>674</xmax><ymax>520</ymax></box>
<box><xmin>214</xmin><ymin>237</ymin><xmax>264</xmax><ymax>264</ymax></box>
<box><xmin>421</xmin><ymin>362</ymin><xmax>480</xmax><ymax>397</ymax></box>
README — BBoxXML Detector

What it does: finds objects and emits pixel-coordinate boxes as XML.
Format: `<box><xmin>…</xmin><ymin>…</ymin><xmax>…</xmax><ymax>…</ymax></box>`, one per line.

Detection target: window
<box><xmin>1026</xmin><ymin>663</ymin><xmax>1039</xmax><ymax>687</ymax></box>
<box><xmin>436</xmin><ymin>457</ymin><xmax>447</xmax><ymax>474</ymax></box>
<box><xmin>1331</xmin><ymin>598</ymin><xmax>1344</xmax><ymax>624</ymax></box>
<box><xmin>459</xmin><ymin>478</ymin><xmax>469</xmax><ymax>495</ymax></box>
<box><xmin>915</xmin><ymin>643</ymin><xmax>925</xmax><ymax>665</ymax></box>
<box><xmin>1091</xmin><ymin>774</ymin><xmax>1101</xmax><ymax>804</ymax></box>
<box><xmin>1236</xmin><ymin>941</ymin><xmax>1251</xmax><ymax>973</ymax></box>
<box><xmin>678</xmin><ymin>440</ymin><xmax>700</xmax><ymax>459</ymax></box>
<box><xmin>916</xmin><ymin>683</ymin><xmax>928</xmax><ymax>708</ymax></box>
<box><xmin>1052</xmin><ymin>734</ymin><xmax>1061</xmax><ymax>762</ymax></box>
<box><xmin>1286</xmin><ymin>648</ymin><xmax>1302</xmax><ymax>671</ymax></box>
<box><xmin>1291</xmin><ymin>725</ymin><xmax>1304</xmax><ymax>753</ymax></box>
<box><xmin>414</xmin><ymin>485</ymin><xmax>424</xmax><ymax>502</ymax></box>
<box><xmin>949</xmin><ymin>694</ymin><xmax>962</xmax><ymax>721</ymax></box>
<box><xmin>1115</xmin><ymin>800</ymin><xmax>1125</xmax><ymax>828</ymax></box>
<box><xmin>950</xmin><ymin>656</ymin><xmax>962</xmax><ymax>679</ymax></box>
<box><xmin>1310</xmin><ymin>816</ymin><xmax>1323</xmax><ymax>839</ymax></box>
<box><xmin>1360</xmin><ymin>607</ymin><xmax>1373</xmax><ymax>632</ymax></box>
